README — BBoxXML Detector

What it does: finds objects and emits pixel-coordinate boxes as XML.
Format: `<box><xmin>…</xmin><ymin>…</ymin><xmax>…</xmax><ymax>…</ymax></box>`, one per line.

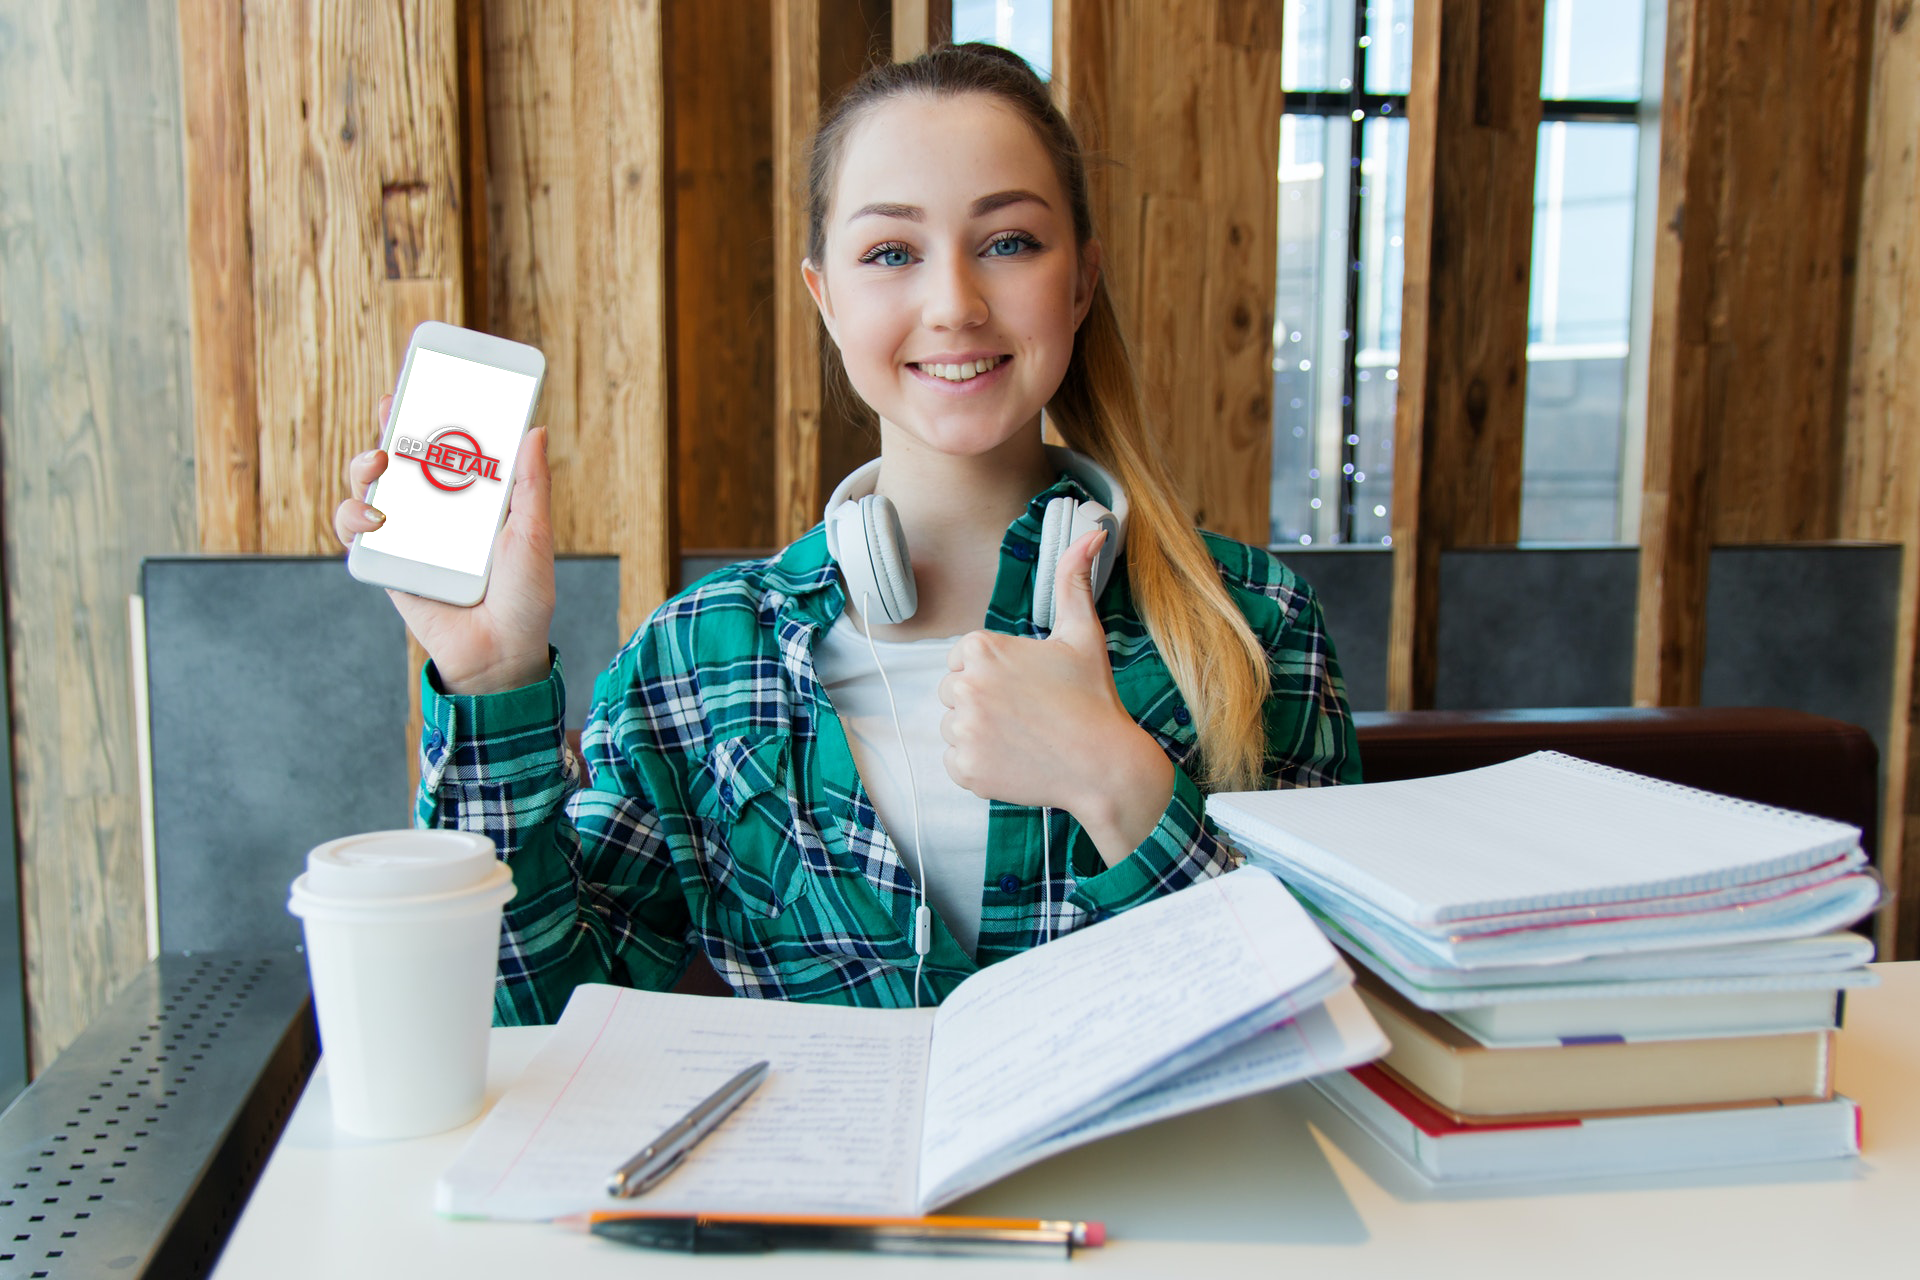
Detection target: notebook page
<box><xmin>924</xmin><ymin>984</ymin><xmax>1388</xmax><ymax>1207</ymax></box>
<box><xmin>436</xmin><ymin>986</ymin><xmax>935</xmax><ymax>1220</ymax></box>
<box><xmin>1207</xmin><ymin>752</ymin><xmax>1863</xmax><ymax>925</ymax></box>
<box><xmin>914</xmin><ymin>867</ymin><xmax>1339</xmax><ymax>1209</ymax></box>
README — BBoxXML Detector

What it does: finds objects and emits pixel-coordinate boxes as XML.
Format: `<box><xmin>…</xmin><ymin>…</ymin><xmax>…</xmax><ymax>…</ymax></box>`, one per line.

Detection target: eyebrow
<box><xmin>847</xmin><ymin>189</ymin><xmax>1053</xmax><ymax>223</ymax></box>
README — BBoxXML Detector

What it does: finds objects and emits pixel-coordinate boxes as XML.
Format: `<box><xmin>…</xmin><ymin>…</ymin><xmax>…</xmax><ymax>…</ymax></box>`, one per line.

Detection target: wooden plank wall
<box><xmin>0</xmin><ymin>0</ymin><xmax>198</xmax><ymax>1070</ymax></box>
<box><xmin>1386</xmin><ymin>0</ymin><xmax>1545</xmax><ymax>711</ymax></box>
<box><xmin>1636</xmin><ymin>0</ymin><xmax>1873</xmax><ymax>708</ymax></box>
<box><xmin>1844</xmin><ymin>0</ymin><xmax>1920</xmax><ymax>960</ymax></box>
<box><xmin>1053</xmin><ymin>0</ymin><xmax>1282</xmax><ymax>548</ymax></box>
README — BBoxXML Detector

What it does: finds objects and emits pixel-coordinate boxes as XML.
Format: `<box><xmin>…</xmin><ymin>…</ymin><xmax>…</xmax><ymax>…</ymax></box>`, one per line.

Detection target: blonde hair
<box><xmin>807</xmin><ymin>44</ymin><xmax>1272</xmax><ymax>791</ymax></box>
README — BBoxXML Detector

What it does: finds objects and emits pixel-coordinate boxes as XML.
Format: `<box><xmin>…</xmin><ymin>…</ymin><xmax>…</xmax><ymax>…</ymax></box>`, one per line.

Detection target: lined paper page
<box><xmin>914</xmin><ymin>867</ymin><xmax>1341</xmax><ymax>1208</ymax></box>
<box><xmin>926</xmin><ymin>984</ymin><xmax>1387</xmax><ymax>1206</ymax></box>
<box><xmin>437</xmin><ymin>987</ymin><xmax>935</xmax><ymax>1220</ymax></box>
<box><xmin>1207</xmin><ymin>752</ymin><xmax>1863</xmax><ymax>926</ymax></box>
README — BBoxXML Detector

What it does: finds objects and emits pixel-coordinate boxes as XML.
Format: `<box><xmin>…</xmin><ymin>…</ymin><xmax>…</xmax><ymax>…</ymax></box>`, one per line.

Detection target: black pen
<box><xmin>582</xmin><ymin>1214</ymin><xmax>1085</xmax><ymax>1259</ymax></box>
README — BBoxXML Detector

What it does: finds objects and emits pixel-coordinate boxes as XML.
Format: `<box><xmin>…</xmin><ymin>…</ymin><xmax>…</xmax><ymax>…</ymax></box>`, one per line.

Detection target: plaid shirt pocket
<box><xmin>697</xmin><ymin>734</ymin><xmax>812</xmax><ymax>920</ymax></box>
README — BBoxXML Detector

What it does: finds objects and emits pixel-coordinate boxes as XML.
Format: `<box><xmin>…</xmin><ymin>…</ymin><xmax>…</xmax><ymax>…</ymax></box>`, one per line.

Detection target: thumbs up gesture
<box><xmin>938</xmin><ymin>530</ymin><xmax>1176</xmax><ymax>868</ymax></box>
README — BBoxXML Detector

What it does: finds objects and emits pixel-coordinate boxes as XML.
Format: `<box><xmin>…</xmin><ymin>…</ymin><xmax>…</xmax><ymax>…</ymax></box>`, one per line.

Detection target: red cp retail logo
<box><xmin>391</xmin><ymin>428</ymin><xmax>503</xmax><ymax>492</ymax></box>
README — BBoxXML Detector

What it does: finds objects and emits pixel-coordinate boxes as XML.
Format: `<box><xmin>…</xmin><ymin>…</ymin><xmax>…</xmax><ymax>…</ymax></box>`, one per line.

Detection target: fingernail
<box><xmin>364</xmin><ymin>506</ymin><xmax>386</xmax><ymax>525</ymax></box>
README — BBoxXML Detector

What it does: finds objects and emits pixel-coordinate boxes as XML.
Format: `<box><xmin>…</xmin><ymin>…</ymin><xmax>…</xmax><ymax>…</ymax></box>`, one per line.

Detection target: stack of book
<box><xmin>1208</xmin><ymin>751</ymin><xmax>1880</xmax><ymax>1184</ymax></box>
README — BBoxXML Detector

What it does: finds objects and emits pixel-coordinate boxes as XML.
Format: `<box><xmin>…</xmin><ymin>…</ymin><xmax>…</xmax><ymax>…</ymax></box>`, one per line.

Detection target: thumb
<box><xmin>1048</xmin><ymin>528</ymin><xmax>1108</xmax><ymax>647</ymax></box>
<box><xmin>506</xmin><ymin>427</ymin><xmax>551</xmax><ymax>535</ymax></box>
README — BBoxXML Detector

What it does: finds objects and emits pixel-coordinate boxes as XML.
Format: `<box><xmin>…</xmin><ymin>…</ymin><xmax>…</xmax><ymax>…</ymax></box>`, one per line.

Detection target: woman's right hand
<box><xmin>334</xmin><ymin>394</ymin><xmax>557</xmax><ymax>695</ymax></box>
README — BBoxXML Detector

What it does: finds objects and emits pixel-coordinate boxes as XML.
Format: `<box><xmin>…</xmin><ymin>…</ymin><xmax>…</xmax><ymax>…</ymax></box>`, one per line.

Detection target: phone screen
<box><xmin>358</xmin><ymin>348</ymin><xmax>539</xmax><ymax>576</ymax></box>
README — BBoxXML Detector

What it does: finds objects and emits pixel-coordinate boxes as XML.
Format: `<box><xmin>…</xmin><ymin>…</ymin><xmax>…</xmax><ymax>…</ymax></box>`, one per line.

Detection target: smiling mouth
<box><xmin>911</xmin><ymin>355</ymin><xmax>1011</xmax><ymax>383</ymax></box>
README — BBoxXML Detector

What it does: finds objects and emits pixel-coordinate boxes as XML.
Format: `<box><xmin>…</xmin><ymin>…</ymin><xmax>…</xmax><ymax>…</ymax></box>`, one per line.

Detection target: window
<box><xmin>1274</xmin><ymin>0</ymin><xmax>1657</xmax><ymax>548</ymax></box>
<box><xmin>951</xmin><ymin>0</ymin><xmax>1052</xmax><ymax>78</ymax></box>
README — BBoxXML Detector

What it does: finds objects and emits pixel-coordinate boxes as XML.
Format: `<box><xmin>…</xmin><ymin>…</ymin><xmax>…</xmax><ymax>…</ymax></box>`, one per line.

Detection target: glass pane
<box><xmin>1541</xmin><ymin>0</ymin><xmax>1644</xmax><ymax>100</ymax></box>
<box><xmin>1282</xmin><ymin>0</ymin><xmax>1357</xmax><ymax>93</ymax></box>
<box><xmin>1520</xmin><ymin>121</ymin><xmax>1639</xmax><ymax>542</ymax></box>
<box><xmin>1272</xmin><ymin>115</ymin><xmax>1352</xmax><ymax>546</ymax></box>
<box><xmin>952</xmin><ymin>0</ymin><xmax>1053</xmax><ymax>78</ymax></box>
<box><xmin>1351</xmin><ymin>115</ymin><xmax>1408</xmax><ymax>546</ymax></box>
<box><xmin>1271</xmin><ymin>114</ymin><xmax>1406</xmax><ymax>547</ymax></box>
<box><xmin>1364</xmin><ymin>0</ymin><xmax>1416</xmax><ymax>97</ymax></box>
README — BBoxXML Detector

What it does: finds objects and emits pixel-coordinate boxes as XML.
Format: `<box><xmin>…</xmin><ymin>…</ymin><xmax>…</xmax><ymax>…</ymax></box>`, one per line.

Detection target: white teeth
<box><xmin>921</xmin><ymin>357</ymin><xmax>1002</xmax><ymax>382</ymax></box>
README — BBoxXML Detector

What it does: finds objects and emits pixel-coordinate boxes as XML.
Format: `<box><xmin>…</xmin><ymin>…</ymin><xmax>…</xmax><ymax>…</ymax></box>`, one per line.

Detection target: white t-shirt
<box><xmin>811</xmin><ymin>617</ymin><xmax>992</xmax><ymax>958</ymax></box>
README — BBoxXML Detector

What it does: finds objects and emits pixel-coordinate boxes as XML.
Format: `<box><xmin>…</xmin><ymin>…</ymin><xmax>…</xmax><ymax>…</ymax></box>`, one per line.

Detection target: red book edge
<box><xmin>1346</xmin><ymin>1065</ymin><xmax>1583</xmax><ymax>1138</ymax></box>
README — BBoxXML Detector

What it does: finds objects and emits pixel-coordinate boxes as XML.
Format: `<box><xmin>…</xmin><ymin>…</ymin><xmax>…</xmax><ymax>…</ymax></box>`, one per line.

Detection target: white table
<box><xmin>215</xmin><ymin>963</ymin><xmax>1920</xmax><ymax>1278</ymax></box>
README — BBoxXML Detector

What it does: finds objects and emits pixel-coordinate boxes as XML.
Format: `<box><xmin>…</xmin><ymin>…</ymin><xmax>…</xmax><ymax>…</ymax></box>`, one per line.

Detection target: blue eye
<box><xmin>985</xmin><ymin>233</ymin><xmax>1040</xmax><ymax>258</ymax></box>
<box><xmin>860</xmin><ymin>242</ymin><xmax>914</xmax><ymax>267</ymax></box>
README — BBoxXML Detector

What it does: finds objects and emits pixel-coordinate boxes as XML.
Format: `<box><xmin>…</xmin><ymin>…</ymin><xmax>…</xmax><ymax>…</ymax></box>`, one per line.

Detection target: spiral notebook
<box><xmin>1207</xmin><ymin>752</ymin><xmax>1867</xmax><ymax>930</ymax></box>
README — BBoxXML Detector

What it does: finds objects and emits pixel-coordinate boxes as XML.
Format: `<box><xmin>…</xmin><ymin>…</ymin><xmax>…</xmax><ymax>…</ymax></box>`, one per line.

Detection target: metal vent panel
<box><xmin>0</xmin><ymin>951</ymin><xmax>315</xmax><ymax>1278</ymax></box>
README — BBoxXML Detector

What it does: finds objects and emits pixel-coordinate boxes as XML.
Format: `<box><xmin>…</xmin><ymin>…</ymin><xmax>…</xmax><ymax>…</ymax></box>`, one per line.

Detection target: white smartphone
<box><xmin>348</xmin><ymin>322</ymin><xmax>546</xmax><ymax>605</ymax></box>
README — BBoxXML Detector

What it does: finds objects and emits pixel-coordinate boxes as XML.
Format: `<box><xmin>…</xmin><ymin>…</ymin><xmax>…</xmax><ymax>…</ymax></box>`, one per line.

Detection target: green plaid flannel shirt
<box><xmin>418</xmin><ymin>475</ymin><xmax>1360</xmax><ymax>1024</ymax></box>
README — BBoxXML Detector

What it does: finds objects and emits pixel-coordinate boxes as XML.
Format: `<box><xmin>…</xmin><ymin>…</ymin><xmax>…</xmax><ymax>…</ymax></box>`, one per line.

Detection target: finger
<box><xmin>1046</xmin><ymin>528</ymin><xmax>1109</xmax><ymax>648</ymax></box>
<box><xmin>348</xmin><ymin>448</ymin><xmax>389</xmax><ymax>501</ymax></box>
<box><xmin>377</xmin><ymin>393</ymin><xmax>393</xmax><ymax>431</ymax></box>
<box><xmin>333</xmin><ymin>499</ymin><xmax>387</xmax><ymax>548</ymax></box>
<box><xmin>505</xmin><ymin>427</ymin><xmax>551</xmax><ymax>531</ymax></box>
<box><xmin>937</xmin><ymin>670</ymin><xmax>959</xmax><ymax>710</ymax></box>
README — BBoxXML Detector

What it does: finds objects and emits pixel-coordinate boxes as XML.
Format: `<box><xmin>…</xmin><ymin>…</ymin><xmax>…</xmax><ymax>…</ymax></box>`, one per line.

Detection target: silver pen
<box><xmin>606</xmin><ymin>1060</ymin><xmax>771</xmax><ymax>1197</ymax></box>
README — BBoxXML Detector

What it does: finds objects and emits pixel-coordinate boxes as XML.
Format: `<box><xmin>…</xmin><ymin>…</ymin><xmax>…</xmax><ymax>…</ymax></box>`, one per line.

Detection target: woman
<box><xmin>333</xmin><ymin>44</ymin><xmax>1359</xmax><ymax>1023</ymax></box>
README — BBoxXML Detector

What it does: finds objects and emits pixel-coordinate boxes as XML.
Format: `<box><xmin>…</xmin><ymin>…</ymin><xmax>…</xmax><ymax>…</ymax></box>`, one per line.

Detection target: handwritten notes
<box><xmin>437</xmin><ymin>989</ymin><xmax>935</xmax><ymax>1219</ymax></box>
<box><xmin>916</xmin><ymin>868</ymin><xmax>1339</xmax><ymax>1203</ymax></box>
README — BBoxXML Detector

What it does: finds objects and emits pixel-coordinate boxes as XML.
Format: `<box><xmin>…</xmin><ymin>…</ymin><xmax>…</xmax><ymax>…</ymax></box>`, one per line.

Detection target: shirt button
<box><xmin>1173</xmin><ymin>706</ymin><xmax>1192</xmax><ymax>726</ymax></box>
<box><xmin>998</xmin><ymin>873</ymin><xmax>1021</xmax><ymax>894</ymax></box>
<box><xmin>426</xmin><ymin>728</ymin><xmax>445</xmax><ymax>749</ymax></box>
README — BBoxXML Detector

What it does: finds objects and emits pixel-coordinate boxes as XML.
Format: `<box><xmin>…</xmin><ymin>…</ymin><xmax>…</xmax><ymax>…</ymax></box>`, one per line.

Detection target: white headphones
<box><xmin>822</xmin><ymin>446</ymin><xmax>1130</xmax><ymax>630</ymax></box>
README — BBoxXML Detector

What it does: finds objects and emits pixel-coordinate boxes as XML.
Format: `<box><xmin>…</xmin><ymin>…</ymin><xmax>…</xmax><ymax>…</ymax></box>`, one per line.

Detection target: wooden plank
<box><xmin>1702</xmin><ymin>0</ymin><xmax>1866</xmax><ymax>543</ymax></box>
<box><xmin>608</xmin><ymin>0</ymin><xmax>675</xmax><ymax>634</ymax></box>
<box><xmin>1387</xmin><ymin>0</ymin><xmax>1544</xmax><ymax>711</ymax></box>
<box><xmin>482</xmin><ymin>0</ymin><xmax>600</xmax><ymax>550</ymax></box>
<box><xmin>890</xmin><ymin>0</ymin><xmax>950</xmax><ymax>60</ymax></box>
<box><xmin>1633</xmin><ymin>0</ymin><xmax>1716</xmax><ymax>709</ymax></box>
<box><xmin>1635</xmin><ymin>0</ymin><xmax>1871</xmax><ymax>706</ymax></box>
<box><xmin>245</xmin><ymin>0</ymin><xmax>466</xmax><ymax>555</ymax></box>
<box><xmin>1196</xmin><ymin>40</ymin><xmax>1282</xmax><ymax>545</ymax></box>
<box><xmin>177</xmin><ymin>0</ymin><xmax>261</xmax><ymax>554</ymax></box>
<box><xmin>457</xmin><ymin>0</ymin><xmax>492</xmax><ymax>337</ymax></box>
<box><xmin>1842</xmin><ymin>0</ymin><xmax>1920</xmax><ymax>959</ymax></box>
<box><xmin>0</xmin><ymin>0</ymin><xmax>198</xmax><ymax>1069</ymax></box>
<box><xmin>1137</xmin><ymin>194</ymin><xmax>1210</xmax><ymax>466</ymax></box>
<box><xmin>773</xmin><ymin>0</ymin><xmax>824</xmax><ymax>546</ymax></box>
<box><xmin>671</xmin><ymin>0</ymin><xmax>775</xmax><ymax>551</ymax></box>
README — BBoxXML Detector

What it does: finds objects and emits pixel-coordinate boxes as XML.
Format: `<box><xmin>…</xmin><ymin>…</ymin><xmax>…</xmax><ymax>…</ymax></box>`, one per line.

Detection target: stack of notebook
<box><xmin>1207</xmin><ymin>751</ymin><xmax>1879</xmax><ymax>1183</ymax></box>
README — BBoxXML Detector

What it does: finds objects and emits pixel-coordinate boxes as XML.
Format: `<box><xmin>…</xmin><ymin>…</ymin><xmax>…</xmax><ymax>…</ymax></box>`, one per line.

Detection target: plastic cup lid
<box><xmin>295</xmin><ymin>830</ymin><xmax>502</xmax><ymax>903</ymax></box>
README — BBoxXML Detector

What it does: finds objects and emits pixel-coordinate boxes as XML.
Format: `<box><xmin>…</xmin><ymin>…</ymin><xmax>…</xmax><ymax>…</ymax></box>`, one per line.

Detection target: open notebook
<box><xmin>436</xmin><ymin>867</ymin><xmax>1386</xmax><ymax>1220</ymax></box>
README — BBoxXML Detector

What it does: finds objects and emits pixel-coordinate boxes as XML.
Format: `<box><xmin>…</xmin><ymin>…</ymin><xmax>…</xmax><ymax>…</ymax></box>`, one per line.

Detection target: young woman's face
<box><xmin>805</xmin><ymin>93</ymin><xmax>1097</xmax><ymax>462</ymax></box>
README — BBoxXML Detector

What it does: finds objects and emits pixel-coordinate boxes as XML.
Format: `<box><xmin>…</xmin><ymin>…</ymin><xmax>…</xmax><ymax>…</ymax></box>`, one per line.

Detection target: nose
<box><xmin>920</xmin><ymin>253</ymin><xmax>988</xmax><ymax>331</ymax></box>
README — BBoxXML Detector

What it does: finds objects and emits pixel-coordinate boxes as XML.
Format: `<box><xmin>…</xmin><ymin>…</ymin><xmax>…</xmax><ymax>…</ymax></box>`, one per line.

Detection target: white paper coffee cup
<box><xmin>288</xmin><ymin>830</ymin><xmax>513</xmax><ymax>1139</ymax></box>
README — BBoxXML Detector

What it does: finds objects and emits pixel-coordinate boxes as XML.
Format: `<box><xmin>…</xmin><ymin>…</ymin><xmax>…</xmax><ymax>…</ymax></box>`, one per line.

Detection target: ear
<box><xmin>1072</xmin><ymin>239</ymin><xmax>1103</xmax><ymax>330</ymax></box>
<box><xmin>802</xmin><ymin>258</ymin><xmax>839</xmax><ymax>344</ymax></box>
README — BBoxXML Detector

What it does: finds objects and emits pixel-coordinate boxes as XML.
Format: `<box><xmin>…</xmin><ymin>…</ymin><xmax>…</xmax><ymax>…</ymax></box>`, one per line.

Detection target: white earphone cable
<box><xmin>859</xmin><ymin>592</ymin><xmax>931</xmax><ymax>1009</ymax></box>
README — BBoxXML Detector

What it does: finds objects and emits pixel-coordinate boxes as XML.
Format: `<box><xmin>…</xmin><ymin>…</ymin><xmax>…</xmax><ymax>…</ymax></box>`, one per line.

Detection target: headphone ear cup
<box><xmin>1033</xmin><ymin>496</ymin><xmax>1077</xmax><ymax>631</ymax></box>
<box><xmin>857</xmin><ymin>494</ymin><xmax>918</xmax><ymax>623</ymax></box>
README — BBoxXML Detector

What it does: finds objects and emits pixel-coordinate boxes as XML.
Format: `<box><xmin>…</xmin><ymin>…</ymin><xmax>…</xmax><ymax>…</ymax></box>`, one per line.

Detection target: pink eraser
<box><xmin>1080</xmin><ymin>1221</ymin><xmax>1106</xmax><ymax>1248</ymax></box>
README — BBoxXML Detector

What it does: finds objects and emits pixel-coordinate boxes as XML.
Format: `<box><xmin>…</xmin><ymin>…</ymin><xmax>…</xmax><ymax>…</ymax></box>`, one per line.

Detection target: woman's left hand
<box><xmin>939</xmin><ymin>530</ymin><xmax>1176</xmax><ymax>866</ymax></box>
